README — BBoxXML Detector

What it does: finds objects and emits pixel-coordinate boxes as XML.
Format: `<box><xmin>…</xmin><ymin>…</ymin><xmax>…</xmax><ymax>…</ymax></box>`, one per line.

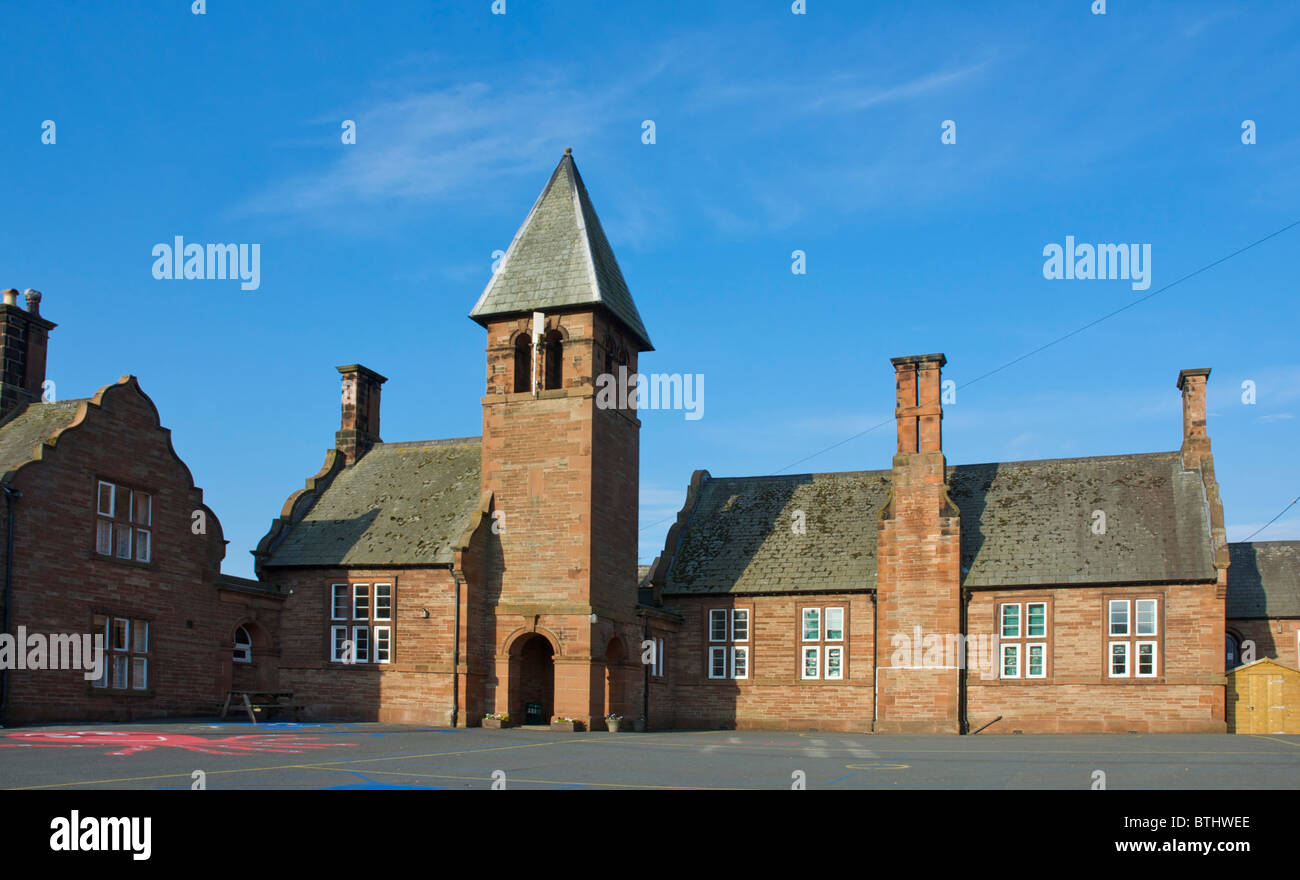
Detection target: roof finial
<box><xmin>564</xmin><ymin>146</ymin><xmax>572</xmax><ymax>155</ymax></box>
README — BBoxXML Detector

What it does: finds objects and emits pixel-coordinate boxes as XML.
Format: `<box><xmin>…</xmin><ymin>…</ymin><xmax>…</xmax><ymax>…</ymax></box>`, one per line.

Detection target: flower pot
<box><xmin>482</xmin><ymin>717</ymin><xmax>512</xmax><ymax>729</ymax></box>
<box><xmin>606</xmin><ymin>719</ymin><xmax>621</xmax><ymax>733</ymax></box>
<box><xmin>632</xmin><ymin>719</ymin><xmax>646</xmax><ymax>732</ymax></box>
<box><xmin>550</xmin><ymin>720</ymin><xmax>581</xmax><ymax>732</ymax></box>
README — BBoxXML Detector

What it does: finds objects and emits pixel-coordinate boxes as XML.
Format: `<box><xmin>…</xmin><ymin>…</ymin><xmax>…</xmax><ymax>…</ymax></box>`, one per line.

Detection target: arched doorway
<box><xmin>512</xmin><ymin>634</ymin><xmax>555</xmax><ymax>725</ymax></box>
<box><xmin>604</xmin><ymin>637</ymin><xmax>626</xmax><ymax>727</ymax></box>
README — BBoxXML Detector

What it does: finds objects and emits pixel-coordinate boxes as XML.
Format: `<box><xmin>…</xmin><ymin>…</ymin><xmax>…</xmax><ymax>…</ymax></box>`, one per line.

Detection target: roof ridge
<box><xmin>372</xmin><ymin>436</ymin><xmax>482</xmax><ymax>449</ymax></box>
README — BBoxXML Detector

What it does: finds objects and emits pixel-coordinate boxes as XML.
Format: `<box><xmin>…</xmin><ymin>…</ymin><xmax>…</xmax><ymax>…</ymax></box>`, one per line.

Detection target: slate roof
<box><xmin>261</xmin><ymin>438</ymin><xmax>483</xmax><ymax>567</ymax></box>
<box><xmin>1226</xmin><ymin>541</ymin><xmax>1300</xmax><ymax>618</ymax></box>
<box><xmin>0</xmin><ymin>399</ymin><xmax>88</xmax><ymax>479</ymax></box>
<box><xmin>469</xmin><ymin>149</ymin><xmax>652</xmax><ymax>350</ymax></box>
<box><xmin>950</xmin><ymin>452</ymin><xmax>1215</xmax><ymax>587</ymax></box>
<box><xmin>659</xmin><ymin>451</ymin><xmax>1217</xmax><ymax>595</ymax></box>
<box><xmin>662</xmin><ymin>470</ymin><xmax>891</xmax><ymax>594</ymax></box>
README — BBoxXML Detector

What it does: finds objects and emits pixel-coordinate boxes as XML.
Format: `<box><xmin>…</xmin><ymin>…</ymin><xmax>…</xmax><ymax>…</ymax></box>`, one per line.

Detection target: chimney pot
<box><xmin>1</xmin><ymin>289</ymin><xmax>16</xmax><ymax>307</ymax></box>
<box><xmin>24</xmin><ymin>289</ymin><xmax>41</xmax><ymax>316</ymax></box>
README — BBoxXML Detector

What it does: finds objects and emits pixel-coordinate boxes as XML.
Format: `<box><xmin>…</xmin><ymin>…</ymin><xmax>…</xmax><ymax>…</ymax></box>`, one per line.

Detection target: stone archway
<box><xmin>603</xmin><ymin>637</ymin><xmax>627</xmax><ymax>727</ymax></box>
<box><xmin>510</xmin><ymin>633</ymin><xmax>555</xmax><ymax>725</ymax></box>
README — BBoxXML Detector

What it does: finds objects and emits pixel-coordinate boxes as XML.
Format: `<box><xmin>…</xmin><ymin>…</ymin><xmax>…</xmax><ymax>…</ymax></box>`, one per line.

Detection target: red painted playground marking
<box><xmin>0</xmin><ymin>730</ymin><xmax>357</xmax><ymax>757</ymax></box>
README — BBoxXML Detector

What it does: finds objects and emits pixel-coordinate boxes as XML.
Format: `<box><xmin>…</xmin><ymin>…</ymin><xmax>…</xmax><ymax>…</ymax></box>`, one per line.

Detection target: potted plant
<box><xmin>605</xmin><ymin>713</ymin><xmax>623</xmax><ymax>733</ymax></box>
<box><xmin>482</xmin><ymin>712</ymin><xmax>512</xmax><ymax>729</ymax></box>
<box><xmin>550</xmin><ymin>716</ymin><xmax>583</xmax><ymax>732</ymax></box>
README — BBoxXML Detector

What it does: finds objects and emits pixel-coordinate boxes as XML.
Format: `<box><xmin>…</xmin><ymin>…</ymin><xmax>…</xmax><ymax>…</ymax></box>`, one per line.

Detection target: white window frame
<box><xmin>731</xmin><ymin>609</ymin><xmax>749</xmax><ymax>642</ymax></box>
<box><xmin>1026</xmin><ymin>642</ymin><xmax>1046</xmax><ymax>679</ymax></box>
<box><xmin>802</xmin><ymin>607</ymin><xmax>821</xmax><ymax>642</ymax></box>
<box><xmin>825</xmin><ymin>607</ymin><xmax>844</xmax><ymax>641</ymax></box>
<box><xmin>331</xmin><ymin>626</ymin><xmax>349</xmax><ymax>662</ymax></box>
<box><xmin>353</xmin><ymin>584</ymin><xmax>370</xmax><ymax>620</ymax></box>
<box><xmin>374</xmin><ymin>583</ymin><xmax>392</xmax><ymax>621</ymax></box>
<box><xmin>1135</xmin><ymin>599</ymin><xmax>1157</xmax><ymax>636</ymax></box>
<box><xmin>331</xmin><ymin>584</ymin><xmax>348</xmax><ymax>621</ymax></box>
<box><xmin>1026</xmin><ymin>602</ymin><xmax>1046</xmax><ymax>638</ymax></box>
<box><xmin>233</xmin><ymin>626</ymin><xmax>252</xmax><ymax>664</ymax></box>
<box><xmin>709</xmin><ymin>609</ymin><xmax>728</xmax><ymax>642</ymax></box>
<box><xmin>351</xmin><ymin>625</ymin><xmax>370</xmax><ymax>662</ymax></box>
<box><xmin>824</xmin><ymin>646</ymin><xmax>843</xmax><ymax>680</ymax></box>
<box><xmin>731</xmin><ymin>646</ymin><xmax>748</xmax><ymax>680</ymax></box>
<box><xmin>1000</xmin><ymin>603</ymin><xmax>1020</xmax><ymax>639</ymax></box>
<box><xmin>802</xmin><ymin>645</ymin><xmax>820</xmax><ymax>680</ymax></box>
<box><xmin>132</xmin><ymin>657</ymin><xmax>148</xmax><ymax>690</ymax></box>
<box><xmin>1109</xmin><ymin>641</ymin><xmax>1130</xmax><ymax>678</ymax></box>
<box><xmin>373</xmin><ymin>626</ymin><xmax>392</xmax><ymax>664</ymax></box>
<box><xmin>708</xmin><ymin>646</ymin><xmax>728</xmax><ymax>679</ymax></box>
<box><xmin>97</xmin><ymin>480</ymin><xmax>115</xmax><ymax>517</ymax></box>
<box><xmin>1109</xmin><ymin>600</ymin><xmax>1130</xmax><ymax>637</ymax></box>
<box><xmin>1135</xmin><ymin>640</ymin><xmax>1157</xmax><ymax>678</ymax></box>
<box><xmin>1001</xmin><ymin>643</ymin><xmax>1020</xmax><ymax>679</ymax></box>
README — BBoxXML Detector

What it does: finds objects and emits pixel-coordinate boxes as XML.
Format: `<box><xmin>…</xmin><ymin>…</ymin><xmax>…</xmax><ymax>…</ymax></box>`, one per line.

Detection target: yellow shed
<box><xmin>1227</xmin><ymin>658</ymin><xmax>1300</xmax><ymax>734</ymax></box>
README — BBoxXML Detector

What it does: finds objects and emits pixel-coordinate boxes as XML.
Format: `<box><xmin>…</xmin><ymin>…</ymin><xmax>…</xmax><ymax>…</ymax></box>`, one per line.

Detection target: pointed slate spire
<box><xmin>469</xmin><ymin>148</ymin><xmax>653</xmax><ymax>350</ymax></box>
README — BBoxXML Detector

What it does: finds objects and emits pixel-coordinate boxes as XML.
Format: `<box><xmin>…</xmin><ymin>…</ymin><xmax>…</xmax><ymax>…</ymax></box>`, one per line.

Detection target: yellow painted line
<box><xmin>296</xmin><ymin>764</ymin><xmax>744</xmax><ymax>790</ymax></box>
<box><xmin>844</xmin><ymin>763</ymin><xmax>910</xmax><ymax>770</ymax></box>
<box><xmin>1249</xmin><ymin>735</ymin><xmax>1300</xmax><ymax>748</ymax></box>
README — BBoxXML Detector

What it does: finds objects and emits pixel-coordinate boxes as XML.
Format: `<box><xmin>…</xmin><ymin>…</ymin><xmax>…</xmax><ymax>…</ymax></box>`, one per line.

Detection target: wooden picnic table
<box><xmin>221</xmin><ymin>691</ymin><xmax>302</xmax><ymax>724</ymax></box>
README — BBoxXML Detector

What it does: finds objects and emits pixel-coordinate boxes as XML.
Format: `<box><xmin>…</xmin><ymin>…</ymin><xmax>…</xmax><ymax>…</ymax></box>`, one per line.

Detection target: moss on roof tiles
<box><xmin>0</xmin><ymin>400</ymin><xmax>87</xmax><ymax>478</ymax></box>
<box><xmin>263</xmin><ymin>437</ymin><xmax>482</xmax><ymax>567</ymax></box>
<box><xmin>662</xmin><ymin>451</ymin><xmax>1217</xmax><ymax>594</ymax></box>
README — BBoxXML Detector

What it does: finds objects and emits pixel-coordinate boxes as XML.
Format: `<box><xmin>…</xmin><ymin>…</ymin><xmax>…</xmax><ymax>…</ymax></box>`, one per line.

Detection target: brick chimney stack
<box><xmin>1176</xmin><ymin>367</ymin><xmax>1229</xmax><ymax>577</ymax></box>
<box><xmin>876</xmin><ymin>352</ymin><xmax>962</xmax><ymax>734</ymax></box>
<box><xmin>1176</xmin><ymin>368</ymin><xmax>1212</xmax><ymax>469</ymax></box>
<box><xmin>893</xmin><ymin>353</ymin><xmax>945</xmax><ymax>455</ymax></box>
<box><xmin>0</xmin><ymin>288</ymin><xmax>57</xmax><ymax>420</ymax></box>
<box><xmin>336</xmin><ymin>364</ymin><xmax>387</xmax><ymax>464</ymax></box>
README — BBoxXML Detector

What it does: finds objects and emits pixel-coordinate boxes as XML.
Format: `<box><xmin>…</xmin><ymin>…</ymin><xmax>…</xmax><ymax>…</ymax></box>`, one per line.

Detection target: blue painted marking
<box><xmin>323</xmin><ymin>770</ymin><xmax>443</xmax><ymax>790</ymax></box>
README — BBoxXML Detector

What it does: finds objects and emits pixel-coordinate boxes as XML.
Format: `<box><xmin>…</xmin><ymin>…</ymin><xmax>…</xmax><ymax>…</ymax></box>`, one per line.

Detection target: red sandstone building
<box><xmin>252</xmin><ymin>151</ymin><xmax>1296</xmax><ymax>734</ymax></box>
<box><xmin>5</xmin><ymin>153</ymin><xmax>1297</xmax><ymax>732</ymax></box>
<box><xmin>0</xmin><ymin>288</ymin><xmax>282</xmax><ymax>724</ymax></box>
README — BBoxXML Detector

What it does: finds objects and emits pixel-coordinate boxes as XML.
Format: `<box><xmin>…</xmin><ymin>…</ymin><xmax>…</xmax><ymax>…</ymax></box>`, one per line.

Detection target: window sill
<box><xmin>91</xmin><ymin>552</ymin><xmax>156</xmax><ymax>570</ymax></box>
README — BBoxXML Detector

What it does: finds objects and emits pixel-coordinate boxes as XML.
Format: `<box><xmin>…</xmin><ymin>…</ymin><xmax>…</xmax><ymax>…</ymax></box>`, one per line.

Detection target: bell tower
<box><xmin>470</xmin><ymin>149</ymin><xmax>653</xmax><ymax>728</ymax></box>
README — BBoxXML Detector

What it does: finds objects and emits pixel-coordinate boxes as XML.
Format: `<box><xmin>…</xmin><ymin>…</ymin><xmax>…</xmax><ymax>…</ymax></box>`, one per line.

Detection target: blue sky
<box><xmin>1</xmin><ymin>0</ymin><xmax>1297</xmax><ymax>578</ymax></box>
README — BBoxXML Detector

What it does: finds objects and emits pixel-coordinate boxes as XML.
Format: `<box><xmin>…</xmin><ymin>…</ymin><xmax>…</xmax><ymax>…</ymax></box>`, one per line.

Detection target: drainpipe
<box><xmin>1</xmin><ymin>485</ymin><xmax>19</xmax><ymax>728</ymax></box>
<box><xmin>870</xmin><ymin>591</ymin><xmax>878</xmax><ymax>730</ymax></box>
<box><xmin>450</xmin><ymin>568</ymin><xmax>461</xmax><ymax>728</ymax></box>
<box><xmin>958</xmin><ymin>587</ymin><xmax>970</xmax><ymax>735</ymax></box>
<box><xmin>641</xmin><ymin>615</ymin><xmax>649</xmax><ymax>729</ymax></box>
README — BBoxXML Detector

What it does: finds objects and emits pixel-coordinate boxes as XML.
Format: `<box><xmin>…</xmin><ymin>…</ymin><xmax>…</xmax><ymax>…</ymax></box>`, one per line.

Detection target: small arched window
<box><xmin>543</xmin><ymin>329</ymin><xmax>563</xmax><ymax>390</ymax></box>
<box><xmin>1225</xmin><ymin>633</ymin><xmax>1241</xmax><ymax>671</ymax></box>
<box><xmin>234</xmin><ymin>626</ymin><xmax>252</xmax><ymax>664</ymax></box>
<box><xmin>513</xmin><ymin>335</ymin><xmax>532</xmax><ymax>393</ymax></box>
